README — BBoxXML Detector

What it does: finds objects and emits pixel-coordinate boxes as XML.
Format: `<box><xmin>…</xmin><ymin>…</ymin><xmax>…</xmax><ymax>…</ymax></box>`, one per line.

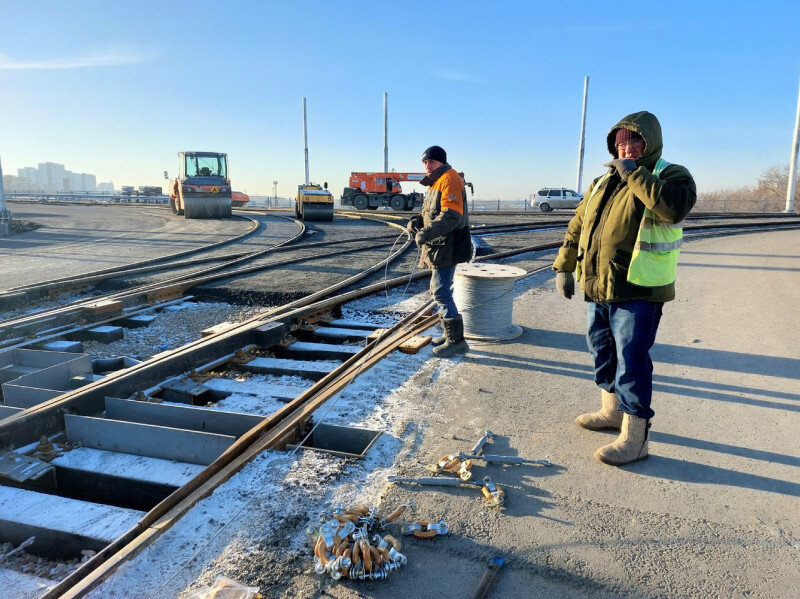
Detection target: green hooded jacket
<box><xmin>552</xmin><ymin>111</ymin><xmax>697</xmax><ymax>302</ymax></box>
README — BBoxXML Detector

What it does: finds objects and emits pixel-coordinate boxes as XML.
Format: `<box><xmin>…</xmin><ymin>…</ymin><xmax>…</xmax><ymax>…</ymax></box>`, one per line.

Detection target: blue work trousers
<box><xmin>430</xmin><ymin>266</ymin><xmax>459</xmax><ymax>320</ymax></box>
<box><xmin>586</xmin><ymin>300</ymin><xmax>663</xmax><ymax>419</ymax></box>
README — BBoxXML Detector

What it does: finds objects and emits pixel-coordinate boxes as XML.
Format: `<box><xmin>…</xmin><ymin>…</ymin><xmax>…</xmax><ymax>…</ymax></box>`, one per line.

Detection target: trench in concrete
<box><xmin>0</xmin><ymin>315</ymin><xmax>386</xmax><ymax>561</ymax></box>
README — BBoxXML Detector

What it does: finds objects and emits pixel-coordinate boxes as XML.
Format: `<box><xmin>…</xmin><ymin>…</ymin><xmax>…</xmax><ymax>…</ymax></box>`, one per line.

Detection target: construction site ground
<box><xmin>77</xmin><ymin>227</ymin><xmax>800</xmax><ymax>599</ymax></box>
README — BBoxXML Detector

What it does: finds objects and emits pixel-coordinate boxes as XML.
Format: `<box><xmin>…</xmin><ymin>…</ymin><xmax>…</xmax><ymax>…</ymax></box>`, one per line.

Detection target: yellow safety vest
<box><xmin>627</xmin><ymin>158</ymin><xmax>683</xmax><ymax>287</ymax></box>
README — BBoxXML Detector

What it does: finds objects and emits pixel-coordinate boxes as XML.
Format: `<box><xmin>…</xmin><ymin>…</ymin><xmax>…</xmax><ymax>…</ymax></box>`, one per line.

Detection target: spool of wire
<box><xmin>453</xmin><ymin>263</ymin><xmax>526</xmax><ymax>341</ymax></box>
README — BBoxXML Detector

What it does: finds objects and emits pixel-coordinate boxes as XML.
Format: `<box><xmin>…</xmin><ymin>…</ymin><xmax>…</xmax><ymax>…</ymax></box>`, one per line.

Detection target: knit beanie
<box><xmin>614</xmin><ymin>128</ymin><xmax>643</xmax><ymax>146</ymax></box>
<box><xmin>422</xmin><ymin>145</ymin><xmax>447</xmax><ymax>164</ymax></box>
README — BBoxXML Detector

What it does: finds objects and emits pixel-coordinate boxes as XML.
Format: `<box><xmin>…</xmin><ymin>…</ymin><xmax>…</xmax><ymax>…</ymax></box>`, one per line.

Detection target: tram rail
<box><xmin>1</xmin><ymin>215</ymin><xmax>800</xmax><ymax>598</ymax></box>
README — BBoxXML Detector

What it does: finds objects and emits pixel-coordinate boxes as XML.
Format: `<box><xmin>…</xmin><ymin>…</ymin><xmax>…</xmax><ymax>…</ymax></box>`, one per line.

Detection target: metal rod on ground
<box><xmin>786</xmin><ymin>73</ymin><xmax>800</xmax><ymax>213</ymax></box>
<box><xmin>576</xmin><ymin>75</ymin><xmax>589</xmax><ymax>194</ymax></box>
<box><xmin>469</xmin><ymin>557</ymin><xmax>505</xmax><ymax>599</ymax></box>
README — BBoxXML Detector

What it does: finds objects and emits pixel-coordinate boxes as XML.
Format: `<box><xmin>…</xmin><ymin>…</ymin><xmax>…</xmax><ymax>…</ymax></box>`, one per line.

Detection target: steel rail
<box><xmin>42</xmin><ymin>306</ymin><xmax>439</xmax><ymax>599</ymax></box>
<box><xmin>3</xmin><ymin>215</ymin><xmax>263</xmax><ymax>293</ymax></box>
<box><xmin>0</xmin><ymin>215</ymin><xmax>409</xmax><ymax>333</ymax></box>
<box><xmin>12</xmin><ymin>218</ymin><xmax>800</xmax><ymax>597</ymax></box>
<box><xmin>4</xmin><ymin>226</ymin><xmax>407</xmax><ymax>298</ymax></box>
<box><xmin>0</xmin><ymin>234</ymin><xmax>407</xmax><ymax>346</ymax></box>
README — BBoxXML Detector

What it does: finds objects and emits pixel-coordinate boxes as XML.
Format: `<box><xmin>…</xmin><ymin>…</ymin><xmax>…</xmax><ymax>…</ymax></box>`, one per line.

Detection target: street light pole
<box><xmin>0</xmin><ymin>154</ymin><xmax>11</xmax><ymax>236</ymax></box>
<box><xmin>576</xmin><ymin>76</ymin><xmax>589</xmax><ymax>194</ymax></box>
<box><xmin>786</xmin><ymin>74</ymin><xmax>800</xmax><ymax>213</ymax></box>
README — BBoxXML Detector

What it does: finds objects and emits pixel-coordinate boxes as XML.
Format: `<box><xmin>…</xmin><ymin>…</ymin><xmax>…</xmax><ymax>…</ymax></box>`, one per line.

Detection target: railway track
<box><xmin>1</xmin><ymin>213</ymin><xmax>800</xmax><ymax>597</ymax></box>
<box><xmin>0</xmin><ymin>215</ymin><xmax>413</xmax><ymax>349</ymax></box>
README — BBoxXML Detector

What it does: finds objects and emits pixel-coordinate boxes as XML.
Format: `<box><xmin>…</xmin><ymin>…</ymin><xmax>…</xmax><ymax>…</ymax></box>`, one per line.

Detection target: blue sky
<box><xmin>1</xmin><ymin>1</ymin><xmax>799</xmax><ymax>199</ymax></box>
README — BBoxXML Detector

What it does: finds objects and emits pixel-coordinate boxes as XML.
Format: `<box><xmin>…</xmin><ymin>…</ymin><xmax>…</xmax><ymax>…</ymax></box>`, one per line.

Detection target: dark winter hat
<box><xmin>422</xmin><ymin>145</ymin><xmax>447</xmax><ymax>164</ymax></box>
<box><xmin>614</xmin><ymin>128</ymin><xmax>644</xmax><ymax>146</ymax></box>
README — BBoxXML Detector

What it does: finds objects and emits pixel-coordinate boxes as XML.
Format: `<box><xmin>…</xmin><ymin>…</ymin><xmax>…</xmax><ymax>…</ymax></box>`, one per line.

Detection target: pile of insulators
<box><xmin>305</xmin><ymin>502</ymin><xmax>447</xmax><ymax>581</ymax></box>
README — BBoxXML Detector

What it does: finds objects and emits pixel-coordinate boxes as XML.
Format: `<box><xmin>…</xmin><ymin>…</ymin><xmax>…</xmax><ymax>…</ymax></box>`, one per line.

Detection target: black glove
<box><xmin>406</xmin><ymin>215</ymin><xmax>423</xmax><ymax>234</ymax></box>
<box><xmin>555</xmin><ymin>271</ymin><xmax>574</xmax><ymax>299</ymax></box>
<box><xmin>604</xmin><ymin>158</ymin><xmax>637</xmax><ymax>181</ymax></box>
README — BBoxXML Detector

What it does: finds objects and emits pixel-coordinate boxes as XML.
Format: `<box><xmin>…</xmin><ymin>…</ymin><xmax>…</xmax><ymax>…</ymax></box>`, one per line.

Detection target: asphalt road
<box><xmin>1</xmin><ymin>202</ymin><xmax>255</xmax><ymax>290</ymax></box>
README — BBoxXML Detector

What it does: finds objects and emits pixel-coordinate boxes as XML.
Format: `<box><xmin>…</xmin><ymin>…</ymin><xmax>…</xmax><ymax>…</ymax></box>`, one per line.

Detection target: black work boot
<box><xmin>433</xmin><ymin>316</ymin><xmax>469</xmax><ymax>357</ymax></box>
<box><xmin>431</xmin><ymin>318</ymin><xmax>446</xmax><ymax>346</ymax></box>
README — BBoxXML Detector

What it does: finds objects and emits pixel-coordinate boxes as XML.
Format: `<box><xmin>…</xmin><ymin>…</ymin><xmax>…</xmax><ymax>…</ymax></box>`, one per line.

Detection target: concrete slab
<box><xmin>326</xmin><ymin>318</ymin><xmax>386</xmax><ymax>330</ymax></box>
<box><xmin>39</xmin><ymin>340</ymin><xmax>84</xmax><ymax>353</ymax></box>
<box><xmin>51</xmin><ymin>446</ymin><xmax>204</xmax><ymax>488</ymax></box>
<box><xmin>69</xmin><ymin>373</ymin><xmax>104</xmax><ymax>388</ymax></box>
<box><xmin>203</xmin><ymin>377</ymin><xmax>309</xmax><ymax>402</ymax></box>
<box><xmin>0</xmin><ymin>486</ymin><xmax>143</xmax><ymax>558</ymax></box>
<box><xmin>159</xmin><ymin>378</ymin><xmax>216</xmax><ymax>404</ymax></box>
<box><xmin>0</xmin><ymin>405</ymin><xmax>23</xmax><ymax>419</ymax></box>
<box><xmin>240</xmin><ymin>357</ymin><xmax>338</xmax><ymax>381</ymax></box>
<box><xmin>104</xmin><ymin>396</ymin><xmax>265</xmax><ymax>438</ymax></box>
<box><xmin>119</xmin><ymin>313</ymin><xmax>158</xmax><ymax>328</ymax></box>
<box><xmin>308</xmin><ymin>326</ymin><xmax>373</xmax><ymax>341</ymax></box>
<box><xmin>282</xmin><ymin>340</ymin><xmax>361</xmax><ymax>361</ymax></box>
<box><xmin>84</xmin><ymin>325</ymin><xmax>124</xmax><ymax>343</ymax></box>
<box><xmin>64</xmin><ymin>414</ymin><xmax>236</xmax><ymax>465</ymax></box>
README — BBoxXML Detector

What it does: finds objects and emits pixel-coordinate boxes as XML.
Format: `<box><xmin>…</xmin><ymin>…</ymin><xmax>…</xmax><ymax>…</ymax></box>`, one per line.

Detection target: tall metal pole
<box><xmin>786</xmin><ymin>75</ymin><xmax>800</xmax><ymax>213</ymax></box>
<box><xmin>0</xmin><ymin>154</ymin><xmax>7</xmax><ymax>212</ymax></box>
<box><xmin>0</xmin><ymin>154</ymin><xmax>10</xmax><ymax>236</ymax></box>
<box><xmin>576</xmin><ymin>76</ymin><xmax>589</xmax><ymax>194</ymax></box>
<box><xmin>383</xmin><ymin>92</ymin><xmax>389</xmax><ymax>172</ymax></box>
<box><xmin>303</xmin><ymin>97</ymin><xmax>310</xmax><ymax>185</ymax></box>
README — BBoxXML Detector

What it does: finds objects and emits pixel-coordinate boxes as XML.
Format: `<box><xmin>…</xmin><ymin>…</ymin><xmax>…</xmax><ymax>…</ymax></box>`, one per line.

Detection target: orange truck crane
<box><xmin>341</xmin><ymin>172</ymin><xmax>425</xmax><ymax>211</ymax></box>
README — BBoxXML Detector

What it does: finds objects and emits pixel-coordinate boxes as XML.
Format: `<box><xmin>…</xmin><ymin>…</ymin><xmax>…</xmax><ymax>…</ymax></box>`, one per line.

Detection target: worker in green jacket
<box><xmin>553</xmin><ymin>111</ymin><xmax>696</xmax><ymax>466</ymax></box>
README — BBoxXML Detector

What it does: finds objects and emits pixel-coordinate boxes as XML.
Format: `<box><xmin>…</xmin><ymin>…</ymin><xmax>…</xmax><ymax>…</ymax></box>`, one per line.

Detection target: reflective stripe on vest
<box><xmin>627</xmin><ymin>157</ymin><xmax>683</xmax><ymax>287</ymax></box>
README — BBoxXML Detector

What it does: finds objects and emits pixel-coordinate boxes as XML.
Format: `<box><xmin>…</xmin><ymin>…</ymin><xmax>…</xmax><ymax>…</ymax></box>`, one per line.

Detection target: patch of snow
<box><xmin>51</xmin><ymin>447</ymin><xmax>205</xmax><ymax>487</ymax></box>
<box><xmin>86</xmin><ymin>291</ymin><xmax>465</xmax><ymax>598</ymax></box>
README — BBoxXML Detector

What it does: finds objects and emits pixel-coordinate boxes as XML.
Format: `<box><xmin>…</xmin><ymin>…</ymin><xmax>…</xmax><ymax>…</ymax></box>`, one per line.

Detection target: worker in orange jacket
<box><xmin>407</xmin><ymin>145</ymin><xmax>473</xmax><ymax>357</ymax></box>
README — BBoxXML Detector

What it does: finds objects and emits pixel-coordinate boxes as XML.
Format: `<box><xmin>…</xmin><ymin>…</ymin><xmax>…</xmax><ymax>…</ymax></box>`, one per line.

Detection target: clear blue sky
<box><xmin>1</xmin><ymin>1</ymin><xmax>799</xmax><ymax>199</ymax></box>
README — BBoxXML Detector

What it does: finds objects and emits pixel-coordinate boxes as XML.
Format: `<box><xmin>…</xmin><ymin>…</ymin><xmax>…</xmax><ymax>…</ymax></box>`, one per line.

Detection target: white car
<box><xmin>531</xmin><ymin>188</ymin><xmax>583</xmax><ymax>212</ymax></box>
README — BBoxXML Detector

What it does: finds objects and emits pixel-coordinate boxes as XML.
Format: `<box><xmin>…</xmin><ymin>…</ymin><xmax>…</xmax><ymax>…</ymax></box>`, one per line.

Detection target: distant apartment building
<box><xmin>97</xmin><ymin>182</ymin><xmax>115</xmax><ymax>193</ymax></box>
<box><xmin>7</xmin><ymin>161</ymin><xmax>99</xmax><ymax>192</ymax></box>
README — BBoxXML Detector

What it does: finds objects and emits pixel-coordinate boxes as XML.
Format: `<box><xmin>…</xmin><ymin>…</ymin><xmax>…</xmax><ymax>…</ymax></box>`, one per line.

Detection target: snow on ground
<box><xmin>52</xmin><ymin>447</ymin><xmax>206</xmax><ymax>487</ymax></box>
<box><xmin>80</xmin><ymin>300</ymin><xmax>272</xmax><ymax>360</ymax></box>
<box><xmin>85</xmin><ymin>286</ymin><xmax>460</xmax><ymax>599</ymax></box>
<box><xmin>204</xmin><ymin>374</ymin><xmax>312</xmax><ymax>416</ymax></box>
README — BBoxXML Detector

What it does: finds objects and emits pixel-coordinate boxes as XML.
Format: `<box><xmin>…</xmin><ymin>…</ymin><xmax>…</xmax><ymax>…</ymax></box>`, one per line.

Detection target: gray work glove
<box><xmin>406</xmin><ymin>215</ymin><xmax>423</xmax><ymax>234</ymax></box>
<box><xmin>555</xmin><ymin>271</ymin><xmax>574</xmax><ymax>299</ymax></box>
<box><xmin>604</xmin><ymin>158</ymin><xmax>637</xmax><ymax>181</ymax></box>
<box><xmin>414</xmin><ymin>230</ymin><xmax>426</xmax><ymax>247</ymax></box>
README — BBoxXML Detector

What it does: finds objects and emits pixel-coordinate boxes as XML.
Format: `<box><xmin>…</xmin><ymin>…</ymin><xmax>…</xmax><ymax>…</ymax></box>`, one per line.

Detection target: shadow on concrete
<box><xmin>632</xmin><ymin>455</ymin><xmax>800</xmax><ymax>497</ymax></box>
<box><xmin>653</xmin><ymin>380</ymin><xmax>800</xmax><ymax>413</ymax></box>
<box><xmin>678</xmin><ymin>262</ymin><xmax>800</xmax><ymax>272</ymax></box>
<box><xmin>523</xmin><ymin>328</ymin><xmax>800</xmax><ymax>380</ymax></box>
<box><xmin>654</xmin><ymin>374</ymin><xmax>800</xmax><ymax>403</ymax></box>
<box><xmin>651</xmin><ymin>432</ymin><xmax>800</xmax><ymax>468</ymax></box>
<box><xmin>680</xmin><ymin>250</ymin><xmax>800</xmax><ymax>259</ymax></box>
<box><xmin>462</xmin><ymin>349</ymin><xmax>594</xmax><ymax>382</ymax></box>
